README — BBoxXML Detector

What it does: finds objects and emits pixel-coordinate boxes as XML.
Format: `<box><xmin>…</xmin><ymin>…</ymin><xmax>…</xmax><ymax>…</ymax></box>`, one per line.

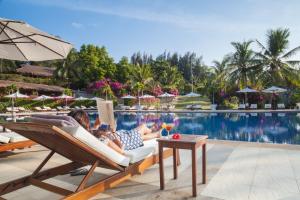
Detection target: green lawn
<box><xmin>174</xmin><ymin>96</ymin><xmax>211</xmax><ymax>109</ymax></box>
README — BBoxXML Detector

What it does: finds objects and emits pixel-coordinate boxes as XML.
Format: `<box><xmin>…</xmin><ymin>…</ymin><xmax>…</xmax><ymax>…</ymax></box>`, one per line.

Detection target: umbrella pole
<box><xmin>11</xmin><ymin>98</ymin><xmax>15</xmax><ymax>122</ymax></box>
<box><xmin>0</xmin><ymin>59</ymin><xmax>2</xmax><ymax>73</ymax></box>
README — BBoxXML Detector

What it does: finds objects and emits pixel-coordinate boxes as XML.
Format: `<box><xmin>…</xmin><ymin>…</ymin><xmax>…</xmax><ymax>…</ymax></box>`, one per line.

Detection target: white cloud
<box><xmin>71</xmin><ymin>22</ymin><xmax>83</xmax><ymax>29</ymax></box>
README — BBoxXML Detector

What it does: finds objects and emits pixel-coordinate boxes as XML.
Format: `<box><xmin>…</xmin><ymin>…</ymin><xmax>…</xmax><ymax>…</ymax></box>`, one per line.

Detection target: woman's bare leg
<box><xmin>142</xmin><ymin>131</ymin><xmax>160</xmax><ymax>140</ymax></box>
<box><xmin>136</xmin><ymin>124</ymin><xmax>152</xmax><ymax>136</ymax></box>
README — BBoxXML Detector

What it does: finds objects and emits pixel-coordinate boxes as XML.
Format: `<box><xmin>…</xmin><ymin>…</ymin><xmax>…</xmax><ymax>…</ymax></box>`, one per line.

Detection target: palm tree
<box><xmin>212</xmin><ymin>56</ymin><xmax>230</xmax><ymax>89</ymax></box>
<box><xmin>256</xmin><ymin>28</ymin><xmax>300</xmax><ymax>84</ymax></box>
<box><xmin>54</xmin><ymin>49</ymin><xmax>79</xmax><ymax>87</ymax></box>
<box><xmin>227</xmin><ymin>40</ymin><xmax>257</xmax><ymax>88</ymax></box>
<box><xmin>131</xmin><ymin>64</ymin><xmax>153</xmax><ymax>92</ymax></box>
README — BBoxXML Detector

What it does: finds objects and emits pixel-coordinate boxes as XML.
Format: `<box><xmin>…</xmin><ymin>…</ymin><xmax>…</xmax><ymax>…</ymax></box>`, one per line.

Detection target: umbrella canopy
<box><xmin>184</xmin><ymin>92</ymin><xmax>201</xmax><ymax>97</ymax></box>
<box><xmin>121</xmin><ymin>95</ymin><xmax>136</xmax><ymax>99</ymax></box>
<box><xmin>5</xmin><ymin>91</ymin><xmax>28</xmax><ymax>98</ymax></box>
<box><xmin>157</xmin><ymin>92</ymin><xmax>175</xmax><ymax>98</ymax></box>
<box><xmin>0</xmin><ymin>18</ymin><xmax>73</xmax><ymax>61</ymax></box>
<box><xmin>33</xmin><ymin>95</ymin><xmax>53</xmax><ymax>101</ymax></box>
<box><xmin>90</xmin><ymin>97</ymin><xmax>104</xmax><ymax>101</ymax></box>
<box><xmin>56</xmin><ymin>94</ymin><xmax>74</xmax><ymax>99</ymax></box>
<box><xmin>262</xmin><ymin>86</ymin><xmax>287</xmax><ymax>93</ymax></box>
<box><xmin>237</xmin><ymin>87</ymin><xmax>258</xmax><ymax>93</ymax></box>
<box><xmin>75</xmin><ymin>96</ymin><xmax>89</xmax><ymax>101</ymax></box>
<box><xmin>139</xmin><ymin>94</ymin><xmax>155</xmax><ymax>99</ymax></box>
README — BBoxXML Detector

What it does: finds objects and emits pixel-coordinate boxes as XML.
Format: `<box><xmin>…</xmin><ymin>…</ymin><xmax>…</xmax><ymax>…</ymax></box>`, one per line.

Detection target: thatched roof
<box><xmin>0</xmin><ymin>80</ymin><xmax>64</xmax><ymax>93</ymax></box>
<box><xmin>16</xmin><ymin>64</ymin><xmax>55</xmax><ymax>77</ymax></box>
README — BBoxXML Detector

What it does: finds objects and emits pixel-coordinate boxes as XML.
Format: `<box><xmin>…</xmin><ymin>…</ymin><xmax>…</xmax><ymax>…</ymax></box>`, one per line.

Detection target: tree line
<box><xmin>1</xmin><ymin>28</ymin><xmax>300</xmax><ymax>104</ymax></box>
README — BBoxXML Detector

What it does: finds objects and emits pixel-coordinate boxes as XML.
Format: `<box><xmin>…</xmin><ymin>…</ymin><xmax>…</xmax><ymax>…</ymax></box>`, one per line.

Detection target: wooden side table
<box><xmin>157</xmin><ymin>135</ymin><xmax>208</xmax><ymax>197</ymax></box>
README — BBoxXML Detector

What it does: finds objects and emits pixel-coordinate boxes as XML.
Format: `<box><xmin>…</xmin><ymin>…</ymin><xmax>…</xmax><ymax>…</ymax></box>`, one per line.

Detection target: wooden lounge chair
<box><xmin>0</xmin><ymin>131</ymin><xmax>35</xmax><ymax>153</ymax></box>
<box><xmin>0</xmin><ymin>123</ymin><xmax>173</xmax><ymax>199</ymax></box>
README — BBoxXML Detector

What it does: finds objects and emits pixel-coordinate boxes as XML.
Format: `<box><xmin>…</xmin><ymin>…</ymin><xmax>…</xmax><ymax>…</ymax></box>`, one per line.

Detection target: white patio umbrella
<box><xmin>139</xmin><ymin>94</ymin><xmax>155</xmax><ymax>99</ymax></box>
<box><xmin>5</xmin><ymin>91</ymin><xmax>29</xmax><ymax>98</ymax></box>
<box><xmin>262</xmin><ymin>86</ymin><xmax>287</xmax><ymax>109</ymax></box>
<box><xmin>56</xmin><ymin>94</ymin><xmax>74</xmax><ymax>106</ymax></box>
<box><xmin>184</xmin><ymin>92</ymin><xmax>201</xmax><ymax>98</ymax></box>
<box><xmin>5</xmin><ymin>91</ymin><xmax>29</xmax><ymax>120</ymax></box>
<box><xmin>121</xmin><ymin>95</ymin><xmax>136</xmax><ymax>99</ymax></box>
<box><xmin>158</xmin><ymin>92</ymin><xmax>175</xmax><ymax>107</ymax></box>
<box><xmin>237</xmin><ymin>87</ymin><xmax>258</xmax><ymax>105</ymax></box>
<box><xmin>157</xmin><ymin>92</ymin><xmax>175</xmax><ymax>98</ymax></box>
<box><xmin>90</xmin><ymin>97</ymin><xmax>104</xmax><ymax>101</ymax></box>
<box><xmin>75</xmin><ymin>96</ymin><xmax>89</xmax><ymax>101</ymax></box>
<box><xmin>262</xmin><ymin>86</ymin><xmax>287</xmax><ymax>93</ymax></box>
<box><xmin>33</xmin><ymin>95</ymin><xmax>53</xmax><ymax>107</ymax></box>
<box><xmin>0</xmin><ymin>18</ymin><xmax>73</xmax><ymax>61</ymax></box>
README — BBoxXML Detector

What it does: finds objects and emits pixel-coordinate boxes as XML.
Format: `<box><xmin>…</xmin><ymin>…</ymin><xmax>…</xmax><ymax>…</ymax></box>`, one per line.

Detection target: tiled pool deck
<box><xmin>1</xmin><ymin>140</ymin><xmax>300</xmax><ymax>200</ymax></box>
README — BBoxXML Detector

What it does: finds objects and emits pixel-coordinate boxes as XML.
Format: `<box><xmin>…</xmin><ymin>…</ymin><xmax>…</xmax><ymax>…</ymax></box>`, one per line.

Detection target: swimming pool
<box><xmin>89</xmin><ymin>112</ymin><xmax>300</xmax><ymax>145</ymax></box>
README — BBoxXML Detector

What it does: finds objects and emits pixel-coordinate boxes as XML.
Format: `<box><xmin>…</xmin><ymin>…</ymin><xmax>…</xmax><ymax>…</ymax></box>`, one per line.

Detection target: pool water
<box><xmin>89</xmin><ymin>112</ymin><xmax>300</xmax><ymax>145</ymax></box>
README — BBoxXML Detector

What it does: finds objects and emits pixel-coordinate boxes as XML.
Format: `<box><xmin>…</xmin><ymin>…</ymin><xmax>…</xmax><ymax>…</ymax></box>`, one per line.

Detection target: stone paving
<box><xmin>1</xmin><ymin>141</ymin><xmax>300</xmax><ymax>199</ymax></box>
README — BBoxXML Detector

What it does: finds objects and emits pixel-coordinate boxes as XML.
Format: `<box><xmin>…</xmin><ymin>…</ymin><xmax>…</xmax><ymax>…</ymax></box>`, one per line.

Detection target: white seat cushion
<box><xmin>61</xmin><ymin>125</ymin><xmax>130</xmax><ymax>167</ymax></box>
<box><xmin>0</xmin><ymin>132</ymin><xmax>28</xmax><ymax>143</ymax></box>
<box><xmin>0</xmin><ymin>134</ymin><xmax>10</xmax><ymax>143</ymax></box>
<box><xmin>125</xmin><ymin>144</ymin><xmax>156</xmax><ymax>163</ymax></box>
<box><xmin>125</xmin><ymin>138</ymin><xmax>158</xmax><ymax>163</ymax></box>
<box><xmin>143</xmin><ymin>138</ymin><xmax>158</xmax><ymax>153</ymax></box>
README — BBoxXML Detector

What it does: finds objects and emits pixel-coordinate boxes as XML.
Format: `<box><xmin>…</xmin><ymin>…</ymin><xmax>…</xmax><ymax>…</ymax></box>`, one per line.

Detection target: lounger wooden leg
<box><xmin>0</xmin><ymin>162</ymin><xmax>82</xmax><ymax>196</ymax></box>
<box><xmin>176</xmin><ymin>149</ymin><xmax>181</xmax><ymax>166</ymax></box>
<box><xmin>173</xmin><ymin>148</ymin><xmax>178</xmax><ymax>179</ymax></box>
<box><xmin>32</xmin><ymin>150</ymin><xmax>55</xmax><ymax>177</ymax></box>
<box><xmin>76</xmin><ymin>161</ymin><xmax>99</xmax><ymax>192</ymax></box>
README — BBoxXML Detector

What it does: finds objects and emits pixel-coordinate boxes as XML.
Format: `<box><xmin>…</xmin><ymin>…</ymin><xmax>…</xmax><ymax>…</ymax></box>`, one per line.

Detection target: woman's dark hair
<box><xmin>68</xmin><ymin>109</ymin><xmax>90</xmax><ymax>130</ymax></box>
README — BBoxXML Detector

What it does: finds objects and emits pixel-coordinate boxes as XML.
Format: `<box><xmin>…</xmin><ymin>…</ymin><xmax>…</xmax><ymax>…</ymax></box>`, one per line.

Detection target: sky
<box><xmin>1</xmin><ymin>0</ymin><xmax>300</xmax><ymax>65</ymax></box>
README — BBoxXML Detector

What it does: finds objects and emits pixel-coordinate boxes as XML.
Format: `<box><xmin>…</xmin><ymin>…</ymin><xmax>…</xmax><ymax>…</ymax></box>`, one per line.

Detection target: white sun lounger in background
<box><xmin>277</xmin><ymin>103</ymin><xmax>285</xmax><ymax>109</ymax></box>
<box><xmin>186</xmin><ymin>105</ymin><xmax>193</xmax><ymax>110</ymax></box>
<box><xmin>264</xmin><ymin>104</ymin><xmax>272</xmax><ymax>109</ymax></box>
<box><xmin>238</xmin><ymin>104</ymin><xmax>246</xmax><ymax>109</ymax></box>
<box><xmin>296</xmin><ymin>103</ymin><xmax>300</xmax><ymax>109</ymax></box>
<box><xmin>210</xmin><ymin>104</ymin><xmax>217</xmax><ymax>110</ymax></box>
<box><xmin>250</xmin><ymin>104</ymin><xmax>257</xmax><ymax>109</ymax></box>
<box><xmin>192</xmin><ymin>105</ymin><xmax>201</xmax><ymax>110</ymax></box>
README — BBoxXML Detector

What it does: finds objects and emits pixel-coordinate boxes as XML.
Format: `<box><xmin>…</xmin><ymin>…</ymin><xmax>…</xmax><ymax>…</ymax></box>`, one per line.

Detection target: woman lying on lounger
<box><xmin>68</xmin><ymin>110</ymin><xmax>160</xmax><ymax>155</ymax></box>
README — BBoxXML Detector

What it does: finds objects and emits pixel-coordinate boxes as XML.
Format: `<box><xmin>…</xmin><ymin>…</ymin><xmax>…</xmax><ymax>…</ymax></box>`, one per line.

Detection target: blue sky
<box><xmin>1</xmin><ymin>0</ymin><xmax>300</xmax><ymax>65</ymax></box>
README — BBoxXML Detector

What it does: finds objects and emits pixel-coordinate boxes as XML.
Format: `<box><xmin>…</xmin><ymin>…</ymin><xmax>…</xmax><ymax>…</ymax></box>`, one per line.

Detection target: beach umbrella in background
<box><xmin>5</xmin><ymin>91</ymin><xmax>29</xmax><ymax>99</ymax></box>
<box><xmin>0</xmin><ymin>18</ymin><xmax>73</xmax><ymax>62</ymax></box>
<box><xmin>262</xmin><ymin>86</ymin><xmax>287</xmax><ymax>93</ymax></box>
<box><xmin>5</xmin><ymin>91</ymin><xmax>29</xmax><ymax>120</ymax></box>
<box><xmin>75</xmin><ymin>96</ymin><xmax>89</xmax><ymax>101</ymax></box>
<box><xmin>138</xmin><ymin>94</ymin><xmax>155</xmax><ymax>109</ymax></box>
<box><xmin>237</xmin><ymin>87</ymin><xmax>258</xmax><ymax>105</ymax></box>
<box><xmin>33</xmin><ymin>95</ymin><xmax>53</xmax><ymax>107</ymax></box>
<box><xmin>90</xmin><ymin>97</ymin><xmax>104</xmax><ymax>101</ymax></box>
<box><xmin>121</xmin><ymin>95</ymin><xmax>136</xmax><ymax>99</ymax></box>
<box><xmin>158</xmin><ymin>92</ymin><xmax>175</xmax><ymax>107</ymax></box>
<box><xmin>184</xmin><ymin>92</ymin><xmax>201</xmax><ymax>98</ymax></box>
<box><xmin>121</xmin><ymin>95</ymin><xmax>136</xmax><ymax>104</ymax></box>
<box><xmin>139</xmin><ymin>94</ymin><xmax>155</xmax><ymax>99</ymax></box>
<box><xmin>262</xmin><ymin>86</ymin><xmax>287</xmax><ymax>109</ymax></box>
<box><xmin>157</xmin><ymin>92</ymin><xmax>175</xmax><ymax>98</ymax></box>
<box><xmin>56</xmin><ymin>94</ymin><xmax>74</xmax><ymax>106</ymax></box>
